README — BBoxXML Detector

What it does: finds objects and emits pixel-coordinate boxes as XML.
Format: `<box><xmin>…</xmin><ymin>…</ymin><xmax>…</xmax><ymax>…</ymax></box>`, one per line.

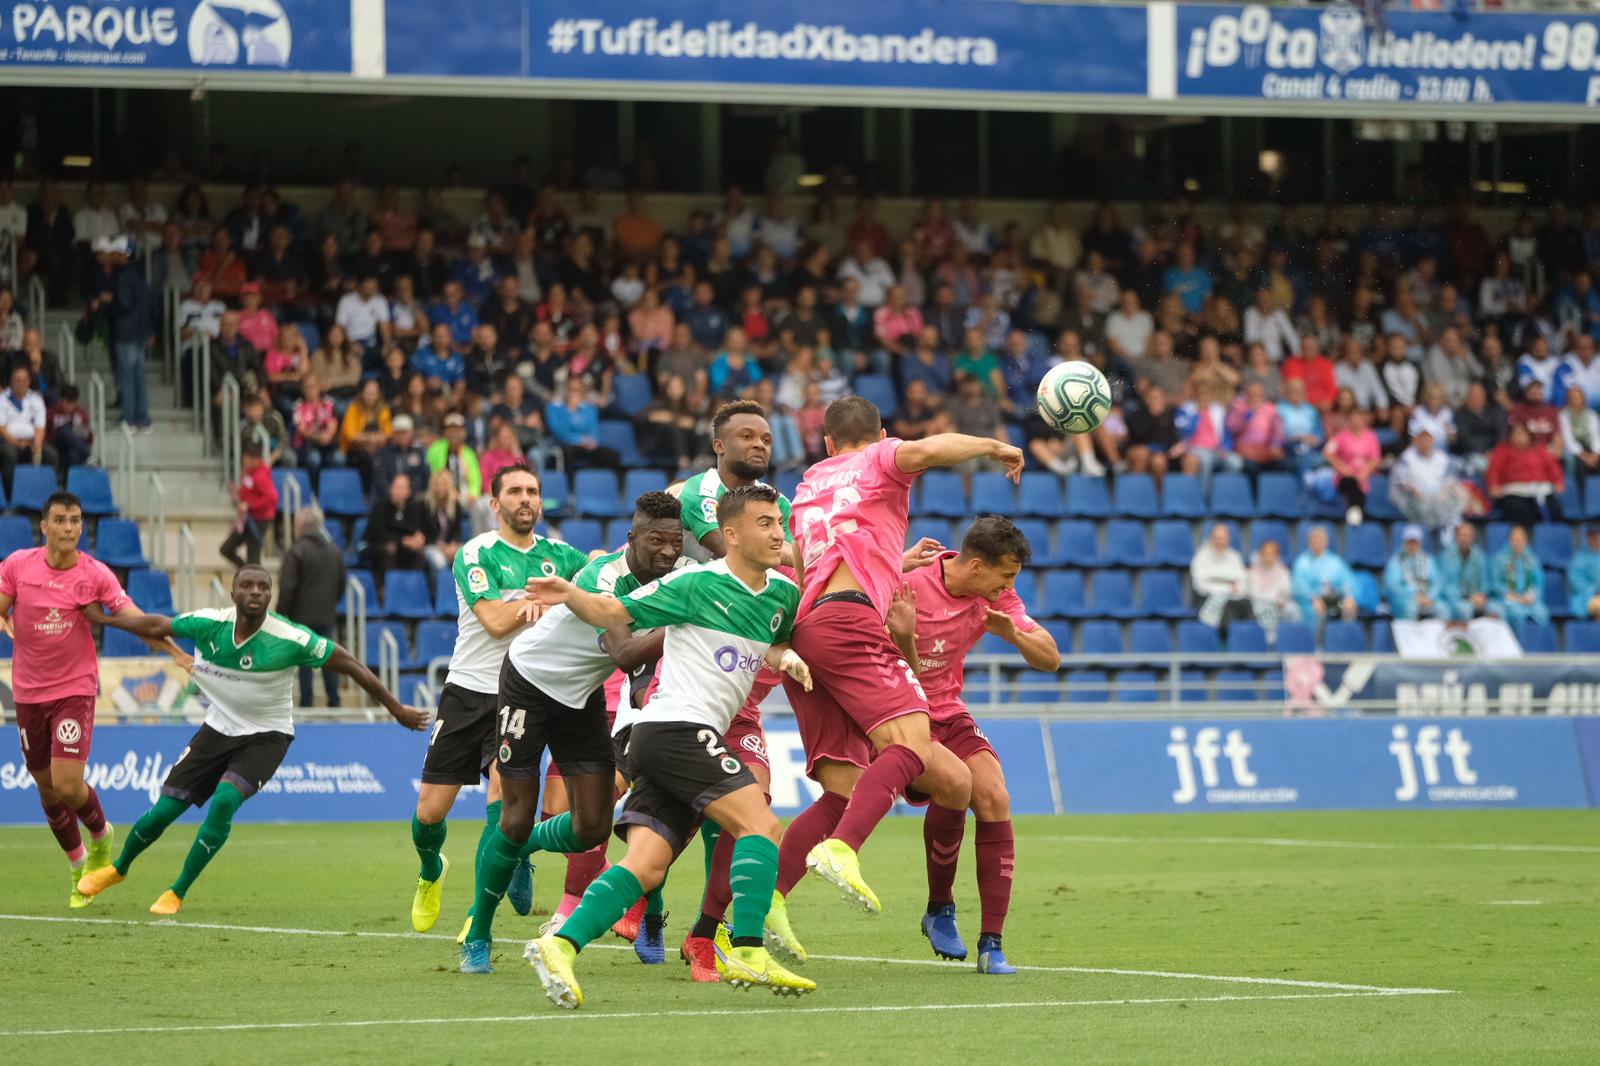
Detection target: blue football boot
<box><xmin>507</xmin><ymin>858</ymin><xmax>534</xmax><ymax>917</ymax></box>
<box><xmin>921</xmin><ymin>903</ymin><xmax>968</xmax><ymax>961</ymax></box>
<box><xmin>459</xmin><ymin>939</ymin><xmax>494</xmax><ymax>974</ymax></box>
<box><xmin>635</xmin><ymin>911</ymin><xmax>667</xmax><ymax>964</ymax></box>
<box><xmin>976</xmin><ymin>934</ymin><xmax>1017</xmax><ymax>975</ymax></box>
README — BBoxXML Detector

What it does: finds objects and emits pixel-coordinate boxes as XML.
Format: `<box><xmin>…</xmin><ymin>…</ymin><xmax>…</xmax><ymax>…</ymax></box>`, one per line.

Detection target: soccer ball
<box><xmin>1036</xmin><ymin>360</ymin><xmax>1112</xmax><ymax>435</ymax></box>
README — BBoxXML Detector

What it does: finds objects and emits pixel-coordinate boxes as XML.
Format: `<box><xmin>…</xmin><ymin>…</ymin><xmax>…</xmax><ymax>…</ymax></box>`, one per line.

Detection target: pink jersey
<box><xmin>791</xmin><ymin>437</ymin><xmax>916</xmax><ymax>621</ymax></box>
<box><xmin>905</xmin><ymin>552</ymin><xmax>1037</xmax><ymax>720</ymax></box>
<box><xmin>0</xmin><ymin>548</ymin><xmax>130</xmax><ymax>703</ymax></box>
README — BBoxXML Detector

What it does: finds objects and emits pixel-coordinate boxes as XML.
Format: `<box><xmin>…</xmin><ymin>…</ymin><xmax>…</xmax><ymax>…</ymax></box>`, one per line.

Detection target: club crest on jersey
<box><xmin>769</xmin><ymin>610</ymin><xmax>782</xmax><ymax>633</ymax></box>
<box><xmin>720</xmin><ymin>755</ymin><xmax>742</xmax><ymax>774</ymax></box>
<box><xmin>240</xmin><ymin>654</ymin><xmax>254</xmax><ymax>669</ymax></box>
<box><xmin>498</xmin><ymin>742</ymin><xmax>512</xmax><ymax>763</ymax></box>
<box><xmin>55</xmin><ymin>718</ymin><xmax>82</xmax><ymax>745</ymax></box>
<box><xmin>541</xmin><ymin>559</ymin><xmax>557</xmax><ymax>576</ymax></box>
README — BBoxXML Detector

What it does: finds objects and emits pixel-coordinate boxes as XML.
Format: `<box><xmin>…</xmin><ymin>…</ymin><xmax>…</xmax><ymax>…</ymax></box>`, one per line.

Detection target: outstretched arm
<box><xmin>986</xmin><ymin>610</ymin><xmax>1061</xmax><ymax>673</ymax></box>
<box><xmin>85</xmin><ymin>603</ymin><xmax>175</xmax><ymax>641</ymax></box>
<box><xmin>599</xmin><ymin>625</ymin><xmax>665</xmax><ymax>671</ymax></box>
<box><xmin>526</xmin><ymin>576</ymin><xmax>634</xmax><ymax>631</ymax></box>
<box><xmin>324</xmin><ymin>645</ymin><xmax>430</xmax><ymax>730</ymax></box>
<box><xmin>895</xmin><ymin>432</ymin><xmax>1025</xmax><ymax>482</ymax></box>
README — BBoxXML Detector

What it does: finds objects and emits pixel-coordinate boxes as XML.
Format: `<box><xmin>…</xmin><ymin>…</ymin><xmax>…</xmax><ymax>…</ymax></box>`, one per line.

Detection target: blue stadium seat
<box><xmin>396</xmin><ymin>674</ymin><xmax>431</xmax><ymax>707</ymax></box>
<box><xmin>1345</xmin><ymin>525</ymin><xmax>1389</xmax><ymax>570</ymax></box>
<box><xmin>1103</xmin><ymin>519</ymin><xmax>1151</xmax><ymax>568</ymax></box>
<box><xmin>573</xmin><ymin>470</ymin><xmax>626</xmax><ymax>518</ymax></box>
<box><xmin>1371</xmin><ymin>620</ymin><xmax>1395</xmax><ymax>653</ymax></box>
<box><xmin>598</xmin><ymin>518</ymin><xmax>627</xmax><ymax>550</ymax></box>
<box><xmin>1365</xmin><ymin>475</ymin><xmax>1401</xmax><ymax>521</ymax></box>
<box><xmin>1041</xmin><ymin>571</ymin><xmax>1086</xmax><ymax>618</ymax></box>
<box><xmin>1129</xmin><ymin>620</ymin><xmax>1172</xmax><ymax>656</ymax></box>
<box><xmin>1323</xmin><ymin>622</ymin><xmax>1367</xmax><ymax>654</ymax></box>
<box><xmin>1558</xmin><ymin>477</ymin><xmax>1583</xmax><ymax>519</ymax></box>
<box><xmin>338</xmin><ymin>569</ymin><xmax>381</xmax><ymax>617</ymax></box>
<box><xmin>1063</xmin><ymin>670</ymin><xmax>1109</xmax><ymax>704</ymax></box>
<box><xmin>0</xmin><ymin>632</ymin><xmax>10</xmax><ymax>657</ymax></box>
<box><xmin>1065</xmin><ymin>476</ymin><xmax>1110</xmax><ymax>519</ymax></box>
<box><xmin>853</xmin><ymin>375</ymin><xmax>898</xmax><ymax>419</ymax></box>
<box><xmin>0</xmin><ymin>516</ymin><xmax>33</xmax><ymax>556</ymax></box>
<box><xmin>1256</xmin><ymin>472</ymin><xmax>1300</xmax><ymax>520</ymax></box>
<box><xmin>364</xmin><ymin>621</ymin><xmax>419</xmax><ymax>670</ymax></box>
<box><xmin>1534</xmin><ymin>525</ymin><xmax>1573</xmax><ymax>570</ymax></box>
<box><xmin>1209</xmin><ymin>473</ymin><xmax>1255</xmax><ymax>518</ymax></box>
<box><xmin>10</xmin><ymin>467</ymin><xmax>57</xmax><ymax>513</ymax></box>
<box><xmin>1566</xmin><ymin>621</ymin><xmax>1600</xmax><ymax>653</ymax></box>
<box><xmin>1353</xmin><ymin>572</ymin><xmax>1381</xmax><ymax>615</ymax></box>
<box><xmin>1116</xmin><ymin>670</ymin><xmax>1160</xmax><ymax>703</ymax></box>
<box><xmin>612</xmin><ymin>375</ymin><xmax>653</xmax><ymax>418</ymax></box>
<box><xmin>1275</xmin><ymin>622</ymin><xmax>1316</xmax><ymax>654</ymax></box>
<box><xmin>318</xmin><ymin>469</ymin><xmax>369</xmax><ymax>518</ymax></box>
<box><xmin>962</xmin><ymin>668</ymin><xmax>998</xmax><ymax>707</ymax></box>
<box><xmin>1483</xmin><ymin>522</ymin><xmax>1511</xmax><ymax>558</ymax></box>
<box><xmin>917</xmin><ymin>470</ymin><xmax>968</xmax><ymax>518</ymax></box>
<box><xmin>1226</xmin><ymin>621</ymin><xmax>1270</xmax><ymax>662</ymax></box>
<box><xmin>776</xmin><ymin>470</ymin><xmax>802</xmax><ymax>501</ymax></box>
<box><xmin>906</xmin><ymin>518</ymin><xmax>953</xmax><ymax>552</ymax></box>
<box><xmin>597</xmin><ymin>421</ymin><xmax>647</xmax><ymax>468</ymax></box>
<box><xmin>66</xmin><ymin>466</ymin><xmax>116</xmax><ymax>516</ymax></box>
<box><xmin>383</xmin><ymin>570</ymin><xmax>435</xmax><ymax>620</ymax></box>
<box><xmin>414</xmin><ymin>620</ymin><xmax>457</xmax><ymax>667</ymax></box>
<box><xmin>1041</xmin><ymin>620</ymin><xmax>1072</xmax><ymax>654</ymax></box>
<box><xmin>298</xmin><ymin>322</ymin><xmax>320</xmax><ymax>355</ymax></box>
<box><xmin>93</xmin><ymin>519</ymin><xmax>146</xmax><ymax>568</ymax></box>
<box><xmin>1057</xmin><ymin>521</ymin><xmax>1105</xmax><ymax>567</ymax></box>
<box><xmin>434</xmin><ymin>567</ymin><xmax>458</xmax><ymax>616</ymax></box>
<box><xmin>1079</xmin><ymin>620</ymin><xmax>1124</xmax><ymax>656</ymax></box>
<box><xmin>1586</xmin><ymin>476</ymin><xmax>1600</xmax><ymax>519</ymax></box>
<box><xmin>539</xmin><ymin>468</ymin><xmax>571</xmax><ymax>515</ymax></box>
<box><xmin>1013</xmin><ymin>518</ymin><xmax>1060</xmax><ymax>567</ymax></box>
<box><xmin>557</xmin><ymin>519</ymin><xmax>604</xmax><ymax>555</ymax></box>
<box><xmin>102</xmin><ymin>626</ymin><xmax>150</xmax><ymax>658</ymax></box>
<box><xmin>970</xmin><ymin>472</ymin><xmax>1015</xmax><ymax>515</ymax></box>
<box><xmin>1248</xmin><ymin>520</ymin><xmax>1291</xmax><ymax>555</ymax></box>
<box><xmin>1018</xmin><ymin>472</ymin><xmax>1065</xmax><ymax>517</ymax></box>
<box><xmin>1152</xmin><ymin>520</ymin><xmax>1195</xmax><ymax>567</ymax></box>
<box><xmin>976</xmin><ymin>631</ymin><xmax>1011</xmax><ymax>656</ymax></box>
<box><xmin>1088</xmin><ymin>571</ymin><xmax>1134</xmax><ymax>618</ymax></box>
<box><xmin>1113</xmin><ymin>474</ymin><xmax>1160</xmax><ymax>518</ymax></box>
<box><xmin>1176</xmin><ymin>621</ymin><xmax>1221</xmax><ymax>655</ymax></box>
<box><xmin>273</xmin><ymin>467</ymin><xmax>314</xmax><ymax>508</ymax></box>
<box><xmin>622</xmin><ymin>468</ymin><xmax>669</xmax><ymax>505</ymax></box>
<box><xmin>128</xmin><ymin>569</ymin><xmax>175</xmax><ymax>615</ymax></box>
<box><xmin>1012</xmin><ymin>569</ymin><xmax>1037</xmax><ymax>607</ymax></box>
<box><xmin>1160</xmin><ymin>474</ymin><xmax>1206</xmax><ymax>518</ymax></box>
<box><xmin>1546</xmin><ymin>571</ymin><xmax>1571</xmax><ymax>620</ymax></box>
<box><xmin>1216</xmin><ymin>669</ymin><xmax>1259</xmax><ymax>703</ymax></box>
<box><xmin>1135</xmin><ymin>571</ymin><xmax>1187</xmax><ymax>619</ymax></box>
<box><xmin>1517</xmin><ymin>620</ymin><xmax>1559</xmax><ymax>654</ymax></box>
<box><xmin>344</xmin><ymin>518</ymin><xmax>368</xmax><ymax>566</ymax></box>
<box><xmin>1179</xmin><ymin>669</ymin><xmax>1209</xmax><ymax>703</ymax></box>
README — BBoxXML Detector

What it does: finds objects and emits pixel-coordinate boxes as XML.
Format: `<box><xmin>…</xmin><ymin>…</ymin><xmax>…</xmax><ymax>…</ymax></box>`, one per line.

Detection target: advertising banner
<box><xmin>385</xmin><ymin>0</ymin><xmax>1150</xmax><ymax>97</ymax></box>
<box><xmin>0</xmin><ymin>0</ymin><xmax>352</xmax><ymax>73</ymax></box>
<box><xmin>1177</xmin><ymin>4</ymin><xmax>1600</xmax><ymax>109</ymax></box>
<box><xmin>1576</xmin><ymin>718</ymin><xmax>1600</xmax><ymax>807</ymax></box>
<box><xmin>1316</xmin><ymin>659</ymin><xmax>1600</xmax><ymax>717</ymax></box>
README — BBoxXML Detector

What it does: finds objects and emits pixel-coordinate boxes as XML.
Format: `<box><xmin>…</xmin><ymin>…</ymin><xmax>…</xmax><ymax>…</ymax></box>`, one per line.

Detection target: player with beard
<box><xmin>408</xmin><ymin>465</ymin><xmax>577</xmax><ymax>938</ymax></box>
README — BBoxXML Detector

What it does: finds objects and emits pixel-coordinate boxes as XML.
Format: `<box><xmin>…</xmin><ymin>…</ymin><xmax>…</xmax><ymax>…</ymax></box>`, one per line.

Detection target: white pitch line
<box><xmin>1</xmin><ymin>990</ymin><xmax>1447</xmax><ymax>1039</ymax></box>
<box><xmin>0</xmin><ymin>913</ymin><xmax>1453</xmax><ymax>996</ymax></box>
<box><xmin>1484</xmin><ymin>900</ymin><xmax>1545</xmax><ymax>906</ymax></box>
<box><xmin>1040</xmin><ymin>834</ymin><xmax>1600</xmax><ymax>856</ymax></box>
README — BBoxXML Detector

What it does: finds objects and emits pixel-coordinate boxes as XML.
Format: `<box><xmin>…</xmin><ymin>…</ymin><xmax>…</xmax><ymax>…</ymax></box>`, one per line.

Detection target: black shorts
<box><xmin>614</xmin><ymin>721</ymin><xmax>756</xmax><ymax>853</ymax></box>
<box><xmin>421</xmin><ymin>684</ymin><xmax>500</xmax><ymax>786</ymax></box>
<box><xmin>495</xmin><ymin>658</ymin><xmax>614</xmax><ymax>782</ymax></box>
<box><xmin>612</xmin><ymin>725</ymin><xmax>636</xmax><ymax>786</ymax></box>
<box><xmin>162</xmin><ymin>724</ymin><xmax>293</xmax><ymax>805</ymax></box>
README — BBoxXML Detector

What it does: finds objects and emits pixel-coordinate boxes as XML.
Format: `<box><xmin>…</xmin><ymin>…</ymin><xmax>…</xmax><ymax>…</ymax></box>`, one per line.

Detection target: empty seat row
<box><xmin>0</xmin><ymin>466</ymin><xmax>118</xmax><ymax>517</ymax></box>
<box><xmin>0</xmin><ymin>515</ymin><xmax>146</xmax><ymax>568</ymax></box>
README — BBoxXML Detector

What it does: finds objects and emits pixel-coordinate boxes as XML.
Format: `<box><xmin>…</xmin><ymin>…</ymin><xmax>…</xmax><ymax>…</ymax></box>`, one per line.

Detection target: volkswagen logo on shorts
<box><xmin>715</xmin><ymin>645</ymin><xmax>739</xmax><ymax>672</ymax></box>
<box><xmin>55</xmin><ymin>719</ymin><xmax>82</xmax><ymax>745</ymax></box>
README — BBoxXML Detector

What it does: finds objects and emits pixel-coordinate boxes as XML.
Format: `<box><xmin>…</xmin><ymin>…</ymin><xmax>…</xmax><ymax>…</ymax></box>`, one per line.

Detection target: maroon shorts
<box><xmin>15</xmin><ymin>696</ymin><xmax>96</xmax><ymax>773</ymax></box>
<box><xmin>724</xmin><ymin>716</ymin><xmax>770</xmax><ymax>775</ymax></box>
<box><xmin>786</xmin><ymin>598</ymin><xmax>929</xmax><ymax>780</ymax></box>
<box><xmin>931</xmin><ymin>710</ymin><xmax>998</xmax><ymax>764</ymax></box>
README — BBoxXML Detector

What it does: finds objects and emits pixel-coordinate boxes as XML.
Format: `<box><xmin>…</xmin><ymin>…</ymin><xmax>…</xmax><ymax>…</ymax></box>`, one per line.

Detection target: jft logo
<box><xmin>1389</xmin><ymin>724</ymin><xmax>1512</xmax><ymax>802</ymax></box>
<box><xmin>1167</xmin><ymin>726</ymin><xmax>1299</xmax><ymax>806</ymax></box>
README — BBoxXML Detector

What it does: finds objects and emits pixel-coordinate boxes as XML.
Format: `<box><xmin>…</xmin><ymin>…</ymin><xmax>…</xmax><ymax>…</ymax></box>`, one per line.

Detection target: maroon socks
<box><xmin>832</xmin><ymin>744</ymin><xmax>925</xmax><ymax>853</ymax></box>
<box><xmin>923</xmin><ymin>802</ymin><xmax>967</xmax><ymax>906</ymax></box>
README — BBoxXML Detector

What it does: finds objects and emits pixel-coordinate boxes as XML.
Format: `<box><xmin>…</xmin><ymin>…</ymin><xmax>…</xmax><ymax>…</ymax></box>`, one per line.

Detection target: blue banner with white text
<box><xmin>385</xmin><ymin>0</ymin><xmax>1150</xmax><ymax>97</ymax></box>
<box><xmin>0</xmin><ymin>0</ymin><xmax>351</xmax><ymax>73</ymax></box>
<box><xmin>1177</xmin><ymin>5</ymin><xmax>1600</xmax><ymax>109</ymax></box>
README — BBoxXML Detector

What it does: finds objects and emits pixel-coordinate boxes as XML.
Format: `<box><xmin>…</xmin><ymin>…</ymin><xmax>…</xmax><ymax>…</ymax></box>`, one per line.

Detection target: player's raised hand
<box><xmin>886</xmin><ymin>584</ymin><xmax>918</xmax><ymax>642</ymax></box>
<box><xmin>773</xmin><ymin>647</ymin><xmax>812</xmax><ymax>691</ymax></box>
<box><xmin>983</xmin><ymin>608</ymin><xmax>1018</xmax><ymax>640</ymax></box>
<box><xmin>902</xmin><ymin>537</ymin><xmax>943</xmax><ymax>572</ymax></box>
<box><xmin>525</xmin><ymin>576</ymin><xmax>575</xmax><ymax>606</ymax></box>
<box><xmin>0</xmin><ymin>614</ymin><xmax>10</xmax><ymax>638</ymax></box>
<box><xmin>393</xmin><ymin>704</ymin><xmax>432</xmax><ymax>731</ymax></box>
<box><xmin>992</xmin><ymin>441</ymin><xmax>1026</xmax><ymax>483</ymax></box>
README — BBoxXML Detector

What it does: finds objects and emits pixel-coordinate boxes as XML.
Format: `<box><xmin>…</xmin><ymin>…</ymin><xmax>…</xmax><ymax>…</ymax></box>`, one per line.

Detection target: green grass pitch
<box><xmin>4</xmin><ymin>810</ymin><xmax>1598</xmax><ymax>1064</ymax></box>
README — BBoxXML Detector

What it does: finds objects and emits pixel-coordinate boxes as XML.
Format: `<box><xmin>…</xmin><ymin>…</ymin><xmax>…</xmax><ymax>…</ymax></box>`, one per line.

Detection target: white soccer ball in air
<box><xmin>1036</xmin><ymin>360</ymin><xmax>1112</xmax><ymax>435</ymax></box>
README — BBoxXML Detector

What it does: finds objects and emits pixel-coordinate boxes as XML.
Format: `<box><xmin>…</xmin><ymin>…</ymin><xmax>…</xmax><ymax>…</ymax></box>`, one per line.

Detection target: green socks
<box><xmin>412</xmin><ymin>815</ymin><xmax>447</xmax><ymax>881</ymax></box>
<box><xmin>526</xmin><ymin>811</ymin><xmax>583</xmax><ymax>857</ymax></box>
<box><xmin>699</xmin><ymin>820</ymin><xmax>722</xmax><ymax>880</ymax></box>
<box><xmin>645</xmin><ymin>880</ymin><xmax>665</xmax><ymax>917</ymax></box>
<box><xmin>729</xmin><ymin>835</ymin><xmax>779</xmax><ymax>945</ymax></box>
<box><xmin>172</xmin><ymin>783</ymin><xmax>244</xmax><ymax>899</ymax></box>
<box><xmin>466</xmin><ymin>827</ymin><xmax>522</xmax><ymax>943</ymax></box>
<box><xmin>116</xmin><ymin>795</ymin><xmax>188</xmax><ymax>875</ymax></box>
<box><xmin>556</xmin><ymin>865</ymin><xmax>643</xmax><ymax>951</ymax></box>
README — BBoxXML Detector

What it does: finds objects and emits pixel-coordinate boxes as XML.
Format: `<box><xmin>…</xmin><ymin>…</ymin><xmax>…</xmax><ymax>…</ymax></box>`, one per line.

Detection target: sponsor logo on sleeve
<box><xmin>467</xmin><ymin>566</ymin><xmax>490</xmax><ymax>594</ymax></box>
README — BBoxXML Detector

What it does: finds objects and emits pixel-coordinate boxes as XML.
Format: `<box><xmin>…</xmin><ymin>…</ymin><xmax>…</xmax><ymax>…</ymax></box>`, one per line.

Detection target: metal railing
<box><xmin>218</xmin><ymin>374</ymin><xmax>240</xmax><ymax>486</ymax></box>
<box><xmin>145</xmin><ymin>472</ymin><xmax>168</xmax><ymax>571</ymax></box>
<box><xmin>1</xmin><ymin>236</ymin><xmax>15</xmax><ymax>292</ymax></box>
<box><xmin>378</xmin><ymin>628</ymin><xmax>402</xmax><ymax>705</ymax></box>
<box><xmin>278</xmin><ymin>469</ymin><xmax>303</xmax><ymax>555</ymax></box>
<box><xmin>116</xmin><ymin>423</ymin><xmax>137</xmax><ymax>513</ymax></box>
<box><xmin>86</xmin><ymin>371</ymin><xmax>107</xmax><ymax>466</ymax></box>
<box><xmin>343</xmin><ymin>575</ymin><xmax>369</xmax><ymax>707</ymax></box>
<box><xmin>191</xmin><ymin>333</ymin><xmax>212</xmax><ymax>445</ymax></box>
<box><xmin>163</xmin><ymin>284</ymin><xmax>183</xmax><ymax>385</ymax></box>
<box><xmin>208</xmin><ymin>576</ymin><xmax>228</xmax><ymax>608</ymax></box>
<box><xmin>177</xmin><ymin>524</ymin><xmax>196</xmax><ymax>612</ymax></box>
<box><xmin>56</xmin><ymin>323</ymin><xmax>77</xmax><ymax>385</ymax></box>
<box><xmin>26</xmin><ymin>275</ymin><xmax>44</xmax><ymax>331</ymax></box>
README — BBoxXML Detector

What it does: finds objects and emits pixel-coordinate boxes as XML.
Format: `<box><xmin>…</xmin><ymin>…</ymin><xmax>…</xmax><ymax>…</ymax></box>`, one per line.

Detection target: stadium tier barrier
<box><xmin>3</xmin><ymin>714</ymin><xmax>1597</xmax><ymax>823</ymax></box>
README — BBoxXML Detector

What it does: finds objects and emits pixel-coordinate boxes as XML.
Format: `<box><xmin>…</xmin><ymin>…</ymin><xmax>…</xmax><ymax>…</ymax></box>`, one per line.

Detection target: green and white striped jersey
<box><xmin>171</xmin><ymin>609</ymin><xmax>335</xmax><ymax>736</ymax></box>
<box><xmin>446</xmin><ymin>531</ymin><xmax>589</xmax><ymax>694</ymax></box>
<box><xmin>678</xmin><ymin>467</ymin><xmax>793</xmax><ymax>563</ymax></box>
<box><xmin>616</xmin><ymin>559</ymin><xmax>798</xmax><ymax>732</ymax></box>
<box><xmin>506</xmin><ymin>548</ymin><xmax>688</xmax><ymax>708</ymax></box>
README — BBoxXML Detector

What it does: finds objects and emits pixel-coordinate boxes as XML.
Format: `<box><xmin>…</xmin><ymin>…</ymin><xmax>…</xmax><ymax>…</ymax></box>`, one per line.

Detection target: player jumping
<box><xmin>526</xmin><ymin>484</ymin><xmax>815</xmax><ymax>1008</ymax></box>
<box><xmin>779</xmin><ymin>397</ymin><xmax>1024</xmax><ymax>919</ymax></box>
<box><xmin>76</xmin><ymin>565</ymin><xmax>428</xmax><ymax>913</ymax></box>
<box><xmin>0</xmin><ymin>490</ymin><xmax>184</xmax><ymax>908</ymax></box>
<box><xmin>886</xmin><ymin>517</ymin><xmax>1059</xmax><ymax>974</ymax></box>
<box><xmin>458</xmin><ymin>491</ymin><xmax>684</xmax><ymax>974</ymax></box>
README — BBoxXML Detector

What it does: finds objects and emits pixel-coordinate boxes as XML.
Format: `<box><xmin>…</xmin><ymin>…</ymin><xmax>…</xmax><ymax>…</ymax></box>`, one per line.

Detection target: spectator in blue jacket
<box><xmin>1489</xmin><ymin>525</ymin><xmax>1549</xmax><ymax>626</ymax></box>
<box><xmin>1291</xmin><ymin>525</ymin><xmax>1358</xmax><ymax>623</ymax></box>
<box><xmin>426</xmin><ymin>280</ymin><xmax>478</xmax><ymax>351</ymax></box>
<box><xmin>1568</xmin><ymin>524</ymin><xmax>1600</xmax><ymax>619</ymax></box>
<box><xmin>1437</xmin><ymin>522</ymin><xmax>1491</xmax><ymax>620</ymax></box>
<box><xmin>413</xmin><ymin>323</ymin><xmax>466</xmax><ymax>400</ymax></box>
<box><xmin>545</xmin><ymin>376</ymin><xmax>621</xmax><ymax>471</ymax></box>
<box><xmin>1382</xmin><ymin>525</ymin><xmax>1445</xmax><ymax>620</ymax></box>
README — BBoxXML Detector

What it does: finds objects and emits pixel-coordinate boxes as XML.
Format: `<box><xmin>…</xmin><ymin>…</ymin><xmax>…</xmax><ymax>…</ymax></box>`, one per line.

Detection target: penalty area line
<box><xmin>0</xmin><ymin>912</ymin><xmax>1455</xmax><ymax>996</ymax></box>
<box><xmin>1</xmin><ymin>990</ymin><xmax>1451</xmax><ymax>1039</ymax></box>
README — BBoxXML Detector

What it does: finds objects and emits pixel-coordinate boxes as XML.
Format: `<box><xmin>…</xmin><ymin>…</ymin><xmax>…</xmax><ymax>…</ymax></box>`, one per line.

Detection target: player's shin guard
<box><xmin>117</xmin><ymin>795</ymin><xmax>188</xmax><ymax>874</ymax></box>
<box><xmin>776</xmin><ymin>791</ymin><xmax>847</xmax><ymax>895</ymax></box>
<box><xmin>465</xmin><ymin>827</ymin><xmax>521</xmax><ymax>943</ymax></box>
<box><xmin>729</xmin><ymin>835</ymin><xmax>780</xmax><ymax>946</ymax></box>
<box><xmin>974</xmin><ymin>819</ymin><xmax>1015</xmax><ymax>938</ymax></box>
<box><xmin>556</xmin><ymin>865</ymin><xmax>642</xmax><ymax>951</ymax></box>
<box><xmin>75</xmin><ymin>786</ymin><xmax>108</xmax><ymax>837</ymax></box>
<box><xmin>832</xmin><ymin>745</ymin><xmax>925</xmax><ymax>852</ymax></box>
<box><xmin>412</xmin><ymin>814</ymin><xmax>447</xmax><ymax>882</ymax></box>
<box><xmin>171</xmin><ymin>782</ymin><xmax>244</xmax><ymax>899</ymax></box>
<box><xmin>924</xmin><ymin>802</ymin><xmax>967</xmax><ymax>907</ymax></box>
<box><xmin>41</xmin><ymin>799</ymin><xmax>84</xmax><ymax>863</ymax></box>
